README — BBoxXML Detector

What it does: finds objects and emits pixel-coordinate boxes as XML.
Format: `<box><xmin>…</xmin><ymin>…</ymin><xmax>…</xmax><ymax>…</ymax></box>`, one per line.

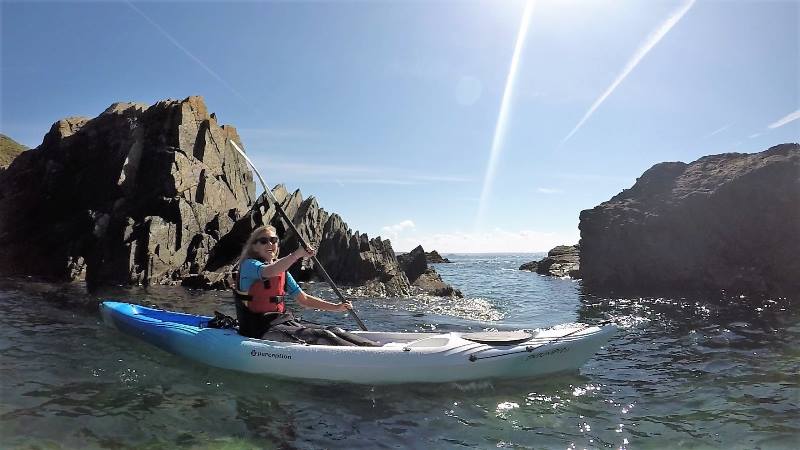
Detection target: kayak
<box><xmin>100</xmin><ymin>301</ymin><xmax>616</xmax><ymax>384</ymax></box>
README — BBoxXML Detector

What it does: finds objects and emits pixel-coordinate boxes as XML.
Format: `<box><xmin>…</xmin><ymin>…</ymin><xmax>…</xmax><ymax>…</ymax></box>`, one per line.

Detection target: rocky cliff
<box><xmin>579</xmin><ymin>143</ymin><xmax>800</xmax><ymax>299</ymax></box>
<box><xmin>0</xmin><ymin>96</ymin><xmax>414</xmax><ymax>296</ymax></box>
<box><xmin>203</xmin><ymin>184</ymin><xmax>413</xmax><ymax>297</ymax></box>
<box><xmin>0</xmin><ymin>98</ymin><xmax>255</xmax><ymax>286</ymax></box>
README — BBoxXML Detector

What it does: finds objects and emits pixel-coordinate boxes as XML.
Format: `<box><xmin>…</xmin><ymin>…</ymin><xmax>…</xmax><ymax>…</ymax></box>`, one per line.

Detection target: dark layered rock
<box><xmin>0</xmin><ymin>96</ymin><xmax>414</xmax><ymax>297</ymax></box>
<box><xmin>397</xmin><ymin>245</ymin><xmax>428</xmax><ymax>282</ymax></box>
<box><xmin>412</xmin><ymin>270</ymin><xmax>463</xmax><ymax>297</ymax></box>
<box><xmin>202</xmin><ymin>184</ymin><xmax>413</xmax><ymax>297</ymax></box>
<box><xmin>0</xmin><ymin>97</ymin><xmax>255</xmax><ymax>287</ymax></box>
<box><xmin>519</xmin><ymin>245</ymin><xmax>580</xmax><ymax>278</ymax></box>
<box><xmin>579</xmin><ymin>143</ymin><xmax>800</xmax><ymax>299</ymax></box>
<box><xmin>425</xmin><ymin>250</ymin><xmax>451</xmax><ymax>263</ymax></box>
<box><xmin>398</xmin><ymin>245</ymin><xmax>462</xmax><ymax>297</ymax></box>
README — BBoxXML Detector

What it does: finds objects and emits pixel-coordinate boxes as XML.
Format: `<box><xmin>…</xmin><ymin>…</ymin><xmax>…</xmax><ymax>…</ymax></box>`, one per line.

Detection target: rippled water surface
<box><xmin>1</xmin><ymin>254</ymin><xmax>798</xmax><ymax>449</ymax></box>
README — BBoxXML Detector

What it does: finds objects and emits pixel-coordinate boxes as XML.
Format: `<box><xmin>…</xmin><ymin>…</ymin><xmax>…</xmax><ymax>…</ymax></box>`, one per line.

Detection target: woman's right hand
<box><xmin>295</xmin><ymin>245</ymin><xmax>316</xmax><ymax>259</ymax></box>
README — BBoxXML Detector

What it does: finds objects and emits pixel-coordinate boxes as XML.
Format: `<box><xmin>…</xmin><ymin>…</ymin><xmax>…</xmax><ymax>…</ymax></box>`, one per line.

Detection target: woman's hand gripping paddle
<box><xmin>229</xmin><ymin>140</ymin><xmax>368</xmax><ymax>331</ymax></box>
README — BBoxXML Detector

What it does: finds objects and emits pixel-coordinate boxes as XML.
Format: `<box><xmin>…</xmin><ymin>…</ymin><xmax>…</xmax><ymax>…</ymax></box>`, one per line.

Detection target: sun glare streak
<box><xmin>475</xmin><ymin>0</ymin><xmax>535</xmax><ymax>231</ymax></box>
<box><xmin>560</xmin><ymin>0</ymin><xmax>696</xmax><ymax>145</ymax></box>
<box><xmin>124</xmin><ymin>1</ymin><xmax>252</xmax><ymax>108</ymax></box>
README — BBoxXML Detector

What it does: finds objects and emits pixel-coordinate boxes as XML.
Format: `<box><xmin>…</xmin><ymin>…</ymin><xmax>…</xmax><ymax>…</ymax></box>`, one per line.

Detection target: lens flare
<box><xmin>475</xmin><ymin>0</ymin><xmax>535</xmax><ymax>231</ymax></box>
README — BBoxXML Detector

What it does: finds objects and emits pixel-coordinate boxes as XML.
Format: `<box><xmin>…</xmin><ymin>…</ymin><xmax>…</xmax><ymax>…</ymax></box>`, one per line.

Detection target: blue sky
<box><xmin>2</xmin><ymin>0</ymin><xmax>798</xmax><ymax>252</ymax></box>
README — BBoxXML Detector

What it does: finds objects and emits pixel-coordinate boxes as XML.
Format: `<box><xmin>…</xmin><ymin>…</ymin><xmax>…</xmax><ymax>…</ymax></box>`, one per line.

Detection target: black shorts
<box><xmin>235</xmin><ymin>301</ymin><xmax>377</xmax><ymax>346</ymax></box>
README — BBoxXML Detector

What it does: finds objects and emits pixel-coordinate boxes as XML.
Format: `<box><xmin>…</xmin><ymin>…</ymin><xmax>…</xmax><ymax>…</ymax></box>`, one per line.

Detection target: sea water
<box><xmin>0</xmin><ymin>254</ymin><xmax>797</xmax><ymax>449</ymax></box>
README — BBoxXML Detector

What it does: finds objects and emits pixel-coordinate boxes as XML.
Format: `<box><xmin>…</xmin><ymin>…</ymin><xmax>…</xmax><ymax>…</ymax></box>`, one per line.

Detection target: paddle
<box><xmin>228</xmin><ymin>140</ymin><xmax>368</xmax><ymax>331</ymax></box>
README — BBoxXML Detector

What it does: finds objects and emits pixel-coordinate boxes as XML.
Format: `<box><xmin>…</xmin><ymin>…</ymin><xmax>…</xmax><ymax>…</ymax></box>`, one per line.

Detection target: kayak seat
<box><xmin>406</xmin><ymin>336</ymin><xmax>451</xmax><ymax>348</ymax></box>
<box><xmin>381</xmin><ymin>342</ymin><xmax>406</xmax><ymax>348</ymax></box>
<box><xmin>461</xmin><ymin>331</ymin><xmax>532</xmax><ymax>345</ymax></box>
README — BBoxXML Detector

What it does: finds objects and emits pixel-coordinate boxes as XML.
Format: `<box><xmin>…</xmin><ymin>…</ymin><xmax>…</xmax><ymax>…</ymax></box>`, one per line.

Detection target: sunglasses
<box><xmin>255</xmin><ymin>236</ymin><xmax>279</xmax><ymax>245</ymax></box>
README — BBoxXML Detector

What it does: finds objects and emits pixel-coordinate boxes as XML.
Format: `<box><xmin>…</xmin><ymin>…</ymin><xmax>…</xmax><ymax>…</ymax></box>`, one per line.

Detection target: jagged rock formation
<box><xmin>425</xmin><ymin>250</ymin><xmax>451</xmax><ymax>263</ymax></box>
<box><xmin>519</xmin><ymin>245</ymin><xmax>580</xmax><ymax>278</ymax></box>
<box><xmin>579</xmin><ymin>143</ymin><xmax>800</xmax><ymax>299</ymax></box>
<box><xmin>0</xmin><ymin>134</ymin><xmax>27</xmax><ymax>171</ymax></box>
<box><xmin>0</xmin><ymin>97</ymin><xmax>255</xmax><ymax>287</ymax></box>
<box><xmin>204</xmin><ymin>184</ymin><xmax>412</xmax><ymax>297</ymax></box>
<box><xmin>0</xmin><ymin>96</ymin><xmax>413</xmax><ymax>297</ymax></box>
<box><xmin>398</xmin><ymin>245</ymin><xmax>462</xmax><ymax>297</ymax></box>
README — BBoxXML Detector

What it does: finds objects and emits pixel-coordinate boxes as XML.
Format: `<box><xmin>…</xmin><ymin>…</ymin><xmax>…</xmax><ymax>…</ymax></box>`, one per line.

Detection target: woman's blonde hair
<box><xmin>238</xmin><ymin>225</ymin><xmax>278</xmax><ymax>266</ymax></box>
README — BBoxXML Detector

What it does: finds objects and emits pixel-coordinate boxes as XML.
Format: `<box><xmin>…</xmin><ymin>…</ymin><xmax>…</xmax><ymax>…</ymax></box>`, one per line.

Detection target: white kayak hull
<box><xmin>100</xmin><ymin>301</ymin><xmax>616</xmax><ymax>385</ymax></box>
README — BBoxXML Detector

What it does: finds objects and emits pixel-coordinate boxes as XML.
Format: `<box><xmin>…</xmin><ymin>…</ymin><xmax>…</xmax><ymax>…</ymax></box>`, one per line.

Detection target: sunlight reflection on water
<box><xmin>1</xmin><ymin>254</ymin><xmax>798</xmax><ymax>449</ymax></box>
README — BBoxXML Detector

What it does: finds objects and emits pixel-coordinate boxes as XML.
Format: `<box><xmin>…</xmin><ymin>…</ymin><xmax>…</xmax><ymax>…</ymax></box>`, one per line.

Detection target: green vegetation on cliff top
<box><xmin>0</xmin><ymin>134</ymin><xmax>27</xmax><ymax>168</ymax></box>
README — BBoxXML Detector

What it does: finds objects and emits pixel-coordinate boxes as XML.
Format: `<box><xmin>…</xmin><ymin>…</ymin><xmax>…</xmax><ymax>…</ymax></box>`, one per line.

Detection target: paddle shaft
<box><xmin>229</xmin><ymin>140</ymin><xmax>368</xmax><ymax>331</ymax></box>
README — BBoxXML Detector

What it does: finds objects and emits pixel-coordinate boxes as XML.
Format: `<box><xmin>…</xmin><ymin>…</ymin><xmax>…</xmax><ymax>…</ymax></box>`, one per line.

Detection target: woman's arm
<box><xmin>295</xmin><ymin>291</ymin><xmax>352</xmax><ymax>312</ymax></box>
<box><xmin>259</xmin><ymin>247</ymin><xmax>313</xmax><ymax>278</ymax></box>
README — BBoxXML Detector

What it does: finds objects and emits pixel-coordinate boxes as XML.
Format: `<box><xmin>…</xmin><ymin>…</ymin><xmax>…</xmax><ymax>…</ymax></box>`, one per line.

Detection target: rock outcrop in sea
<box><xmin>398</xmin><ymin>245</ymin><xmax>462</xmax><ymax>297</ymax></box>
<box><xmin>425</xmin><ymin>250</ymin><xmax>451</xmax><ymax>263</ymax></box>
<box><xmin>0</xmin><ymin>96</ymin><xmax>421</xmax><ymax>297</ymax></box>
<box><xmin>519</xmin><ymin>245</ymin><xmax>580</xmax><ymax>278</ymax></box>
<box><xmin>579</xmin><ymin>143</ymin><xmax>800</xmax><ymax>299</ymax></box>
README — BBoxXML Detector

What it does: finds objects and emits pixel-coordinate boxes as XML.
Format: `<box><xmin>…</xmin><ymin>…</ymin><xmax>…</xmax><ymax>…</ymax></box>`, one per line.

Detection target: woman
<box><xmin>234</xmin><ymin>225</ymin><xmax>375</xmax><ymax>346</ymax></box>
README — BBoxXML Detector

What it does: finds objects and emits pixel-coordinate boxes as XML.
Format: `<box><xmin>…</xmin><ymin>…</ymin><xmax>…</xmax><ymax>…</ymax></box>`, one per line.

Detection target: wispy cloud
<box><xmin>250</xmin><ymin>157</ymin><xmax>471</xmax><ymax>186</ymax></box>
<box><xmin>704</xmin><ymin>123</ymin><xmax>732</xmax><ymax>139</ymax></box>
<box><xmin>383</xmin><ymin>220</ymin><xmax>416</xmax><ymax>232</ymax></box>
<box><xmin>385</xmin><ymin>58</ymin><xmax>452</xmax><ymax>83</ymax></box>
<box><xmin>380</xmin><ymin>220</ymin><xmax>417</xmax><ymax>244</ymax></box>
<box><xmin>382</xmin><ymin>220</ymin><xmax>416</xmax><ymax>234</ymax></box>
<box><xmin>258</xmin><ymin>161</ymin><xmax>375</xmax><ymax>177</ymax></box>
<box><xmin>238</xmin><ymin>128</ymin><xmax>321</xmax><ymax>140</ymax></box>
<box><xmin>767</xmin><ymin>109</ymin><xmax>800</xmax><ymax>129</ymax></box>
<box><xmin>536</xmin><ymin>187</ymin><xmax>563</xmax><ymax>194</ymax></box>
<box><xmin>334</xmin><ymin>179</ymin><xmax>420</xmax><ymax>186</ymax></box>
<box><xmin>412</xmin><ymin>174</ymin><xmax>474</xmax><ymax>183</ymax></box>
<box><xmin>518</xmin><ymin>87</ymin><xmax>548</xmax><ymax>100</ymax></box>
<box><xmin>561</xmin><ymin>0</ymin><xmax>696</xmax><ymax>145</ymax></box>
<box><xmin>742</xmin><ymin>109</ymin><xmax>800</xmax><ymax>140</ymax></box>
<box><xmin>553</xmin><ymin>172</ymin><xmax>634</xmax><ymax>184</ymax></box>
